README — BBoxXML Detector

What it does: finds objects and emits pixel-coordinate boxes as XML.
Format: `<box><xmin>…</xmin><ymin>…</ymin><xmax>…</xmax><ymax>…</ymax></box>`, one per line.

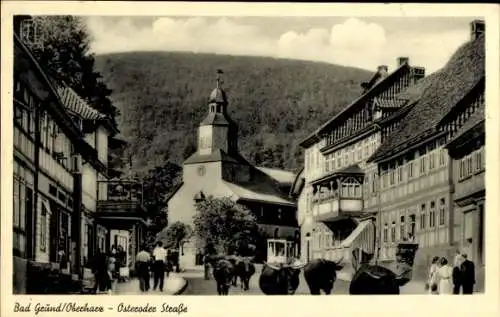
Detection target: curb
<box><xmin>173</xmin><ymin>278</ymin><xmax>188</xmax><ymax>295</ymax></box>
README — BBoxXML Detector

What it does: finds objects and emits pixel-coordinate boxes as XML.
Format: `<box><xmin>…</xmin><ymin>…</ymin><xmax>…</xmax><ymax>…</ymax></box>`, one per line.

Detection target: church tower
<box><xmin>197</xmin><ymin>70</ymin><xmax>238</xmax><ymax>156</ymax></box>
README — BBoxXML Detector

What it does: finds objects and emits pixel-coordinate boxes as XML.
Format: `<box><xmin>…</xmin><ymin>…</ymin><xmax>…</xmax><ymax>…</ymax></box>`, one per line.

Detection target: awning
<box><xmin>340</xmin><ymin>219</ymin><xmax>375</xmax><ymax>253</ymax></box>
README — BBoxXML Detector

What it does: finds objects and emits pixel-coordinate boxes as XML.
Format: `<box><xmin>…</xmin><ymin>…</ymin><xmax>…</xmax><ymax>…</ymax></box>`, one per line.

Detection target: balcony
<box><xmin>311</xmin><ymin>164</ymin><xmax>365</xmax><ymax>222</ymax></box>
<box><xmin>95</xmin><ymin>180</ymin><xmax>147</xmax><ymax>229</ymax></box>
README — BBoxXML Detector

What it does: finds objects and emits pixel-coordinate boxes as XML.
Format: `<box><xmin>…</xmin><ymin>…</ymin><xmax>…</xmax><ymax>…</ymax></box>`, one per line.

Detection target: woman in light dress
<box><xmin>428</xmin><ymin>256</ymin><xmax>440</xmax><ymax>294</ymax></box>
<box><xmin>435</xmin><ymin>257</ymin><xmax>454</xmax><ymax>294</ymax></box>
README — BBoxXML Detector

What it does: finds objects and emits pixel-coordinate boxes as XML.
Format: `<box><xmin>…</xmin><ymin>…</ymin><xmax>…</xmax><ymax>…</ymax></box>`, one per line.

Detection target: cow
<box><xmin>349</xmin><ymin>243</ymin><xmax>419</xmax><ymax>295</ymax></box>
<box><xmin>212</xmin><ymin>258</ymin><xmax>235</xmax><ymax>295</ymax></box>
<box><xmin>258</xmin><ymin>260</ymin><xmax>306</xmax><ymax>295</ymax></box>
<box><xmin>303</xmin><ymin>258</ymin><xmax>344</xmax><ymax>295</ymax></box>
<box><xmin>225</xmin><ymin>255</ymin><xmax>239</xmax><ymax>286</ymax></box>
<box><xmin>234</xmin><ymin>257</ymin><xmax>256</xmax><ymax>291</ymax></box>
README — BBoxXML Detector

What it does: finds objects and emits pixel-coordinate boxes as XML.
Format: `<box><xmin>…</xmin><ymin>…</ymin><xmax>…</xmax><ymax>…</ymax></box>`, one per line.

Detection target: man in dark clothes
<box><xmin>460</xmin><ymin>254</ymin><xmax>476</xmax><ymax>294</ymax></box>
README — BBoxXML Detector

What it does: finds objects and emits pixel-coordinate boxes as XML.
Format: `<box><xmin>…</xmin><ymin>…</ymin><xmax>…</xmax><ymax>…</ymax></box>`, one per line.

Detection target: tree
<box><xmin>31</xmin><ymin>16</ymin><xmax>119</xmax><ymax>124</ymax></box>
<box><xmin>193</xmin><ymin>196</ymin><xmax>258</xmax><ymax>255</ymax></box>
<box><xmin>157</xmin><ymin>221</ymin><xmax>192</xmax><ymax>249</ymax></box>
<box><xmin>142</xmin><ymin>161</ymin><xmax>183</xmax><ymax>234</ymax></box>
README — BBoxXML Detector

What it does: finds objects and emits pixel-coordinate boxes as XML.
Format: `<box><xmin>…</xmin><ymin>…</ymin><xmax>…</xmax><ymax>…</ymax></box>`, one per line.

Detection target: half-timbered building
<box><xmin>296</xmin><ymin>55</ymin><xmax>426</xmax><ymax>278</ymax></box>
<box><xmin>368</xmin><ymin>20</ymin><xmax>485</xmax><ymax>284</ymax></box>
<box><xmin>13</xmin><ymin>16</ymin><xmax>148</xmax><ymax>293</ymax></box>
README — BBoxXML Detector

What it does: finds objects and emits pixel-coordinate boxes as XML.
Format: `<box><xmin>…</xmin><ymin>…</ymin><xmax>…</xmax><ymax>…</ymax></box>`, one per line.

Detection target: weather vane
<box><xmin>216</xmin><ymin>69</ymin><xmax>224</xmax><ymax>88</ymax></box>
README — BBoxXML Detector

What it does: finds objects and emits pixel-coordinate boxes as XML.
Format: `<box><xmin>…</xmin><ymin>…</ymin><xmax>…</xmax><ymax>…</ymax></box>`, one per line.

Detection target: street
<box><xmin>182</xmin><ymin>266</ymin><xmax>350</xmax><ymax>295</ymax></box>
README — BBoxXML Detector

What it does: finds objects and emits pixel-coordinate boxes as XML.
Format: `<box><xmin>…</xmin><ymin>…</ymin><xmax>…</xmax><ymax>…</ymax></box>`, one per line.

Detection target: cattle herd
<box><xmin>205</xmin><ymin>244</ymin><xmax>419</xmax><ymax>296</ymax></box>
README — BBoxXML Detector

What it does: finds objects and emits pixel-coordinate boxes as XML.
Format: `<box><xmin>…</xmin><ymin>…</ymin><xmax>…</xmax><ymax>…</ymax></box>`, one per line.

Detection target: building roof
<box><xmin>223</xmin><ymin>181</ymin><xmax>296</xmax><ymax>207</ymax></box>
<box><xmin>299</xmin><ymin>63</ymin><xmax>411</xmax><ymax>148</ymax></box>
<box><xmin>184</xmin><ymin>149</ymin><xmax>243</xmax><ymax>165</ymax></box>
<box><xmin>289</xmin><ymin>167</ymin><xmax>305</xmax><ymax>198</ymax></box>
<box><xmin>374</xmin><ymin>97</ymin><xmax>408</xmax><ymax>109</ymax></box>
<box><xmin>209</xmin><ymin>87</ymin><xmax>228</xmax><ymax>104</ymax></box>
<box><xmin>57</xmin><ymin>86</ymin><xmax>107</xmax><ymax>120</ymax></box>
<box><xmin>256</xmin><ymin>166</ymin><xmax>295</xmax><ymax>185</ymax></box>
<box><xmin>369</xmin><ymin>34</ymin><xmax>485</xmax><ymax>163</ymax></box>
<box><xmin>446</xmin><ymin>105</ymin><xmax>485</xmax><ymax>147</ymax></box>
<box><xmin>200</xmin><ymin>112</ymin><xmax>230</xmax><ymax>126</ymax></box>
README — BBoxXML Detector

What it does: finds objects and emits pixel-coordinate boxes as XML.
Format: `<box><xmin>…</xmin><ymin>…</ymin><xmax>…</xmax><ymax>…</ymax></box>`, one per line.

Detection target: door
<box><xmin>463</xmin><ymin>210</ymin><xmax>475</xmax><ymax>261</ymax></box>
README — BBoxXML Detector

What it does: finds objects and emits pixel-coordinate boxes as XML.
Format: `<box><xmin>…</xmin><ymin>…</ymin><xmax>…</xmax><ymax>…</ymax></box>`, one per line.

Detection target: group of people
<box><xmin>135</xmin><ymin>241</ymin><xmax>176</xmax><ymax>292</ymax></box>
<box><xmin>427</xmin><ymin>250</ymin><xmax>476</xmax><ymax>295</ymax></box>
<box><xmin>90</xmin><ymin>247</ymin><xmax>122</xmax><ymax>294</ymax></box>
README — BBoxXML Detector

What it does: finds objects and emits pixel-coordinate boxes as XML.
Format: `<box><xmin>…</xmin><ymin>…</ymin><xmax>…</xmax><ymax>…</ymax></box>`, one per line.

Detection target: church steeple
<box><xmin>198</xmin><ymin>70</ymin><xmax>238</xmax><ymax>155</ymax></box>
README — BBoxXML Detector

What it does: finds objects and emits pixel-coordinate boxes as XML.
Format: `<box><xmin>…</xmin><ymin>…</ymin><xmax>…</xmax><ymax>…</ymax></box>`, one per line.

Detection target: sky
<box><xmin>85</xmin><ymin>16</ymin><xmax>479</xmax><ymax>74</ymax></box>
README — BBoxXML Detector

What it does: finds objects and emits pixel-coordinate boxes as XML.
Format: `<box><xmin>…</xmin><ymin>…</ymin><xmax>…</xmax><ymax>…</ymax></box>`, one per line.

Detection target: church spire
<box><xmin>197</xmin><ymin>69</ymin><xmax>239</xmax><ymax>155</ymax></box>
<box><xmin>216</xmin><ymin>69</ymin><xmax>223</xmax><ymax>88</ymax></box>
<box><xmin>209</xmin><ymin>69</ymin><xmax>228</xmax><ymax>106</ymax></box>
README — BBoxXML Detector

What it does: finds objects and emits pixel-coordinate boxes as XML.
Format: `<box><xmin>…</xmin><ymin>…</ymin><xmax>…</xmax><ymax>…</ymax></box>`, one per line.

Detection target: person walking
<box><xmin>452</xmin><ymin>253</ymin><xmax>464</xmax><ymax>294</ymax></box>
<box><xmin>460</xmin><ymin>254</ymin><xmax>476</xmax><ymax>294</ymax></box>
<box><xmin>436</xmin><ymin>257</ymin><xmax>453</xmax><ymax>295</ymax></box>
<box><xmin>427</xmin><ymin>256</ymin><xmax>440</xmax><ymax>294</ymax></box>
<box><xmin>136</xmin><ymin>245</ymin><xmax>152</xmax><ymax>292</ymax></box>
<box><xmin>91</xmin><ymin>249</ymin><xmax>109</xmax><ymax>294</ymax></box>
<box><xmin>152</xmin><ymin>241</ymin><xmax>167</xmax><ymax>292</ymax></box>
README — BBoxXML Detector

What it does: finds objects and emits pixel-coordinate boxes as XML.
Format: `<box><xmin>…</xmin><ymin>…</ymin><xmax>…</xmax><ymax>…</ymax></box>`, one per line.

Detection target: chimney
<box><xmin>470</xmin><ymin>20</ymin><xmax>485</xmax><ymax>41</ymax></box>
<box><xmin>377</xmin><ymin>65</ymin><xmax>389</xmax><ymax>79</ymax></box>
<box><xmin>398</xmin><ymin>57</ymin><xmax>410</xmax><ymax>66</ymax></box>
<box><xmin>411</xmin><ymin>66</ymin><xmax>426</xmax><ymax>84</ymax></box>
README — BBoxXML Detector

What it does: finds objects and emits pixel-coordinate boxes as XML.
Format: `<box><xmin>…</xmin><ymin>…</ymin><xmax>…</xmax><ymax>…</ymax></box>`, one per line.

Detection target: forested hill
<box><xmin>94</xmin><ymin>52</ymin><xmax>373</xmax><ymax>175</ymax></box>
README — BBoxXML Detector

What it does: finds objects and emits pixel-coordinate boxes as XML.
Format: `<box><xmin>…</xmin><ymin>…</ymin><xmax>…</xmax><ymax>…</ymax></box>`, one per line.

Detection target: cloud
<box><xmin>86</xmin><ymin>16</ymin><xmax>470</xmax><ymax>73</ymax></box>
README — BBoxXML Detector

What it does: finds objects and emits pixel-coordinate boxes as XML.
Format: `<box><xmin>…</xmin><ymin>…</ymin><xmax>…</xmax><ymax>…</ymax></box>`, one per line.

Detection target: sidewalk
<box><xmin>114</xmin><ymin>273</ymin><xmax>187</xmax><ymax>295</ymax></box>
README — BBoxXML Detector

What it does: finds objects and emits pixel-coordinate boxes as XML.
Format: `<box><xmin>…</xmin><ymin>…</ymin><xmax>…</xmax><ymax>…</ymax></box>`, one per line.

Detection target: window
<box><xmin>383</xmin><ymin>223</ymin><xmax>388</xmax><ymax>242</ymax></box>
<box><xmin>420</xmin><ymin>204</ymin><xmax>426</xmax><ymax>230</ymax></box>
<box><xmin>364</xmin><ymin>143</ymin><xmax>369</xmax><ymax>158</ymax></box>
<box><xmin>389</xmin><ymin>170</ymin><xmax>395</xmax><ymax>186</ymax></box>
<box><xmin>429</xmin><ymin>151</ymin><xmax>436</xmax><ymax>170</ymax></box>
<box><xmin>343</xmin><ymin>150</ymin><xmax>348</xmax><ymax>167</ymax></box>
<box><xmin>391</xmin><ymin>222</ymin><xmax>396</xmax><ymax>242</ymax></box>
<box><xmin>466</xmin><ymin>155</ymin><xmax>473</xmax><ymax>175</ymax></box>
<box><xmin>336</xmin><ymin>152</ymin><xmax>341</xmax><ymax>168</ymax></box>
<box><xmin>429</xmin><ymin>201</ymin><xmax>436</xmax><ymax>228</ymax></box>
<box><xmin>371</xmin><ymin>172</ymin><xmax>377</xmax><ymax>193</ymax></box>
<box><xmin>439</xmin><ymin>148</ymin><xmax>446</xmax><ymax>166</ymax></box>
<box><xmin>397</xmin><ymin>166</ymin><xmax>404</xmax><ymax>183</ymax></box>
<box><xmin>324</xmin><ymin>155</ymin><xmax>330</xmax><ymax>173</ymax></box>
<box><xmin>409</xmin><ymin>214</ymin><xmax>416</xmax><ymax>240</ymax></box>
<box><xmin>420</xmin><ymin>156</ymin><xmax>427</xmax><ymax>175</ymax></box>
<box><xmin>382</xmin><ymin>173</ymin><xmax>388</xmax><ymax>189</ymax></box>
<box><xmin>330</xmin><ymin>156</ymin><xmax>335</xmax><ymax>171</ymax></box>
<box><xmin>400</xmin><ymin>215</ymin><xmax>406</xmax><ymax>241</ymax></box>
<box><xmin>475</xmin><ymin>148</ymin><xmax>484</xmax><ymax>172</ymax></box>
<box><xmin>40</xmin><ymin>203</ymin><xmax>48</xmax><ymax>251</ymax></box>
<box><xmin>357</xmin><ymin>145</ymin><xmax>362</xmax><ymax>161</ymax></box>
<box><xmin>277</xmin><ymin>208</ymin><xmax>282</xmax><ymax>220</ymax></box>
<box><xmin>439</xmin><ymin>198</ymin><xmax>446</xmax><ymax>225</ymax></box>
<box><xmin>408</xmin><ymin>162</ymin><xmax>414</xmax><ymax>179</ymax></box>
<box><xmin>13</xmin><ymin>165</ymin><xmax>33</xmax><ymax>258</ymax></box>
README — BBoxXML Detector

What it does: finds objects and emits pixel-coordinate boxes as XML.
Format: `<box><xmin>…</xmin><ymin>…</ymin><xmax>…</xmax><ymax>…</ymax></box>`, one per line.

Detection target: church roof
<box><xmin>256</xmin><ymin>167</ymin><xmax>295</xmax><ymax>185</ymax></box>
<box><xmin>209</xmin><ymin>87</ymin><xmax>228</xmax><ymax>104</ymax></box>
<box><xmin>223</xmin><ymin>181</ymin><xmax>296</xmax><ymax>207</ymax></box>
<box><xmin>200</xmin><ymin>112</ymin><xmax>230</xmax><ymax>126</ymax></box>
<box><xmin>184</xmin><ymin>149</ymin><xmax>246</xmax><ymax>165</ymax></box>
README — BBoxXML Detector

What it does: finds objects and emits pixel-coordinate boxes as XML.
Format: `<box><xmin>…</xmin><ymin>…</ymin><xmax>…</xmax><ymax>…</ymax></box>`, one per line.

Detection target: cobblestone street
<box><xmin>114</xmin><ymin>273</ymin><xmax>187</xmax><ymax>295</ymax></box>
<box><xmin>181</xmin><ymin>266</ymin><xmax>428</xmax><ymax>295</ymax></box>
